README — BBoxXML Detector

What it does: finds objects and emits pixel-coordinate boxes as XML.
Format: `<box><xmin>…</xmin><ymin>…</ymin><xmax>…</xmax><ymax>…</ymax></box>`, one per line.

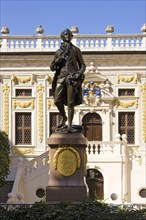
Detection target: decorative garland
<box><xmin>141</xmin><ymin>83</ymin><xmax>146</xmax><ymax>142</ymax></box>
<box><xmin>12</xmin><ymin>148</ymin><xmax>34</xmax><ymax>155</ymax></box>
<box><xmin>13</xmin><ymin>100</ymin><xmax>34</xmax><ymax>109</ymax></box>
<box><xmin>12</xmin><ymin>74</ymin><xmax>34</xmax><ymax>85</ymax></box>
<box><xmin>2</xmin><ymin>84</ymin><xmax>10</xmax><ymax>135</ymax></box>
<box><xmin>117</xmin><ymin>74</ymin><xmax>138</xmax><ymax>84</ymax></box>
<box><xmin>115</xmin><ymin>98</ymin><xmax>138</xmax><ymax>108</ymax></box>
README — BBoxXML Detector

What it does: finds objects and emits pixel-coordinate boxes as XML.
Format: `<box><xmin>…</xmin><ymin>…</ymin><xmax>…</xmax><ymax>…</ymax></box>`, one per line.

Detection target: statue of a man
<box><xmin>50</xmin><ymin>28</ymin><xmax>86</xmax><ymax>132</ymax></box>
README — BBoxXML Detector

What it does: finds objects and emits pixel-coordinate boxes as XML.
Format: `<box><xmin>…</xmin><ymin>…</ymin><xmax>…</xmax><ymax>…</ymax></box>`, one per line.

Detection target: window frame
<box><xmin>15</xmin><ymin>89</ymin><xmax>32</xmax><ymax>97</ymax></box>
<box><xmin>118</xmin><ymin>111</ymin><xmax>135</xmax><ymax>144</ymax></box>
<box><xmin>118</xmin><ymin>88</ymin><xmax>135</xmax><ymax>97</ymax></box>
<box><xmin>15</xmin><ymin>112</ymin><xmax>32</xmax><ymax>145</ymax></box>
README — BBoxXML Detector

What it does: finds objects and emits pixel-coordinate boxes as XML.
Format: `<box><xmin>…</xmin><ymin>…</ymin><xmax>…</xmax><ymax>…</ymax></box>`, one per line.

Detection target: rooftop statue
<box><xmin>50</xmin><ymin>29</ymin><xmax>86</xmax><ymax>133</ymax></box>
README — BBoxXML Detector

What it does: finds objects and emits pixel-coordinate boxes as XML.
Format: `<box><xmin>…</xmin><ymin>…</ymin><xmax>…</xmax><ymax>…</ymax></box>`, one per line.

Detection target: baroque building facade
<box><xmin>0</xmin><ymin>24</ymin><xmax>146</xmax><ymax>204</ymax></box>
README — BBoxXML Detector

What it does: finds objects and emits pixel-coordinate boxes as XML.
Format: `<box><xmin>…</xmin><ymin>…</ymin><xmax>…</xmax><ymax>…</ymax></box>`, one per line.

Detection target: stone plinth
<box><xmin>46</xmin><ymin>132</ymin><xmax>87</xmax><ymax>203</ymax></box>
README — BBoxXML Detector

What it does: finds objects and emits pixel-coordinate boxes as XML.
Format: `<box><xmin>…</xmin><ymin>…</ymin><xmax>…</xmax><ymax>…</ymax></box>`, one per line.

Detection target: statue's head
<box><xmin>60</xmin><ymin>29</ymin><xmax>73</xmax><ymax>42</ymax></box>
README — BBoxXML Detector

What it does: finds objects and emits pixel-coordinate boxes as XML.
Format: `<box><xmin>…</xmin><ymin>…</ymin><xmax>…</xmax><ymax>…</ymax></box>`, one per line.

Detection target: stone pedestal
<box><xmin>46</xmin><ymin>132</ymin><xmax>87</xmax><ymax>203</ymax></box>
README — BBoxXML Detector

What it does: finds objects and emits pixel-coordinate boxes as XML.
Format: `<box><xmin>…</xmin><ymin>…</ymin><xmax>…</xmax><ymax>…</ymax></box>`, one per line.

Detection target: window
<box><xmin>86</xmin><ymin>169</ymin><xmax>104</xmax><ymax>200</ymax></box>
<box><xmin>118</xmin><ymin>112</ymin><xmax>135</xmax><ymax>144</ymax></box>
<box><xmin>118</xmin><ymin>89</ymin><xmax>135</xmax><ymax>96</ymax></box>
<box><xmin>36</xmin><ymin>188</ymin><xmax>45</xmax><ymax>198</ymax></box>
<box><xmin>16</xmin><ymin>89</ymin><xmax>32</xmax><ymax>97</ymax></box>
<box><xmin>139</xmin><ymin>188</ymin><xmax>146</xmax><ymax>198</ymax></box>
<box><xmin>15</xmin><ymin>113</ymin><xmax>31</xmax><ymax>144</ymax></box>
<box><xmin>50</xmin><ymin>113</ymin><xmax>62</xmax><ymax>135</ymax></box>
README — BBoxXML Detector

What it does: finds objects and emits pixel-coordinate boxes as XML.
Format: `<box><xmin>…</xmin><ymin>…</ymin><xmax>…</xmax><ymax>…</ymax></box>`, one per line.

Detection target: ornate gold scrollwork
<box><xmin>53</xmin><ymin>146</ymin><xmax>81</xmax><ymax>176</ymax></box>
<box><xmin>46</xmin><ymin>75</ymin><xmax>53</xmax><ymax>84</ymax></box>
<box><xmin>2</xmin><ymin>84</ymin><xmax>10</xmax><ymax>134</ymax></box>
<box><xmin>12</xmin><ymin>148</ymin><xmax>34</xmax><ymax>155</ymax></box>
<box><xmin>11</xmin><ymin>74</ymin><xmax>35</xmax><ymax>85</ymax></box>
<box><xmin>141</xmin><ymin>83</ymin><xmax>146</xmax><ymax>142</ymax></box>
<box><xmin>115</xmin><ymin>98</ymin><xmax>138</xmax><ymax>108</ymax></box>
<box><xmin>13</xmin><ymin>100</ymin><xmax>34</xmax><ymax>109</ymax></box>
<box><xmin>47</xmin><ymin>99</ymin><xmax>55</xmax><ymax>109</ymax></box>
<box><xmin>37</xmin><ymin>84</ymin><xmax>44</xmax><ymax>143</ymax></box>
<box><xmin>117</xmin><ymin>74</ymin><xmax>138</xmax><ymax>84</ymax></box>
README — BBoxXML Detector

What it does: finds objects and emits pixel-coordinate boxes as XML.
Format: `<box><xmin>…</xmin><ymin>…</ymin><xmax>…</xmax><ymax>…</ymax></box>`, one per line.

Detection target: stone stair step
<box><xmin>0</xmin><ymin>181</ymin><xmax>14</xmax><ymax>203</ymax></box>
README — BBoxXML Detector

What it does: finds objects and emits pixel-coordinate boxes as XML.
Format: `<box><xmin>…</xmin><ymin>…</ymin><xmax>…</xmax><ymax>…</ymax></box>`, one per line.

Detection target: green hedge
<box><xmin>0</xmin><ymin>131</ymin><xmax>10</xmax><ymax>187</ymax></box>
<box><xmin>0</xmin><ymin>200</ymin><xmax>146</xmax><ymax>220</ymax></box>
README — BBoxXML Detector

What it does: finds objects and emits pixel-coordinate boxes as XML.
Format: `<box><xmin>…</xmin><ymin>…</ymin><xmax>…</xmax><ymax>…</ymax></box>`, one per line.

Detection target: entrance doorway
<box><xmin>86</xmin><ymin>169</ymin><xmax>104</xmax><ymax>199</ymax></box>
<box><xmin>82</xmin><ymin>113</ymin><xmax>102</xmax><ymax>141</ymax></box>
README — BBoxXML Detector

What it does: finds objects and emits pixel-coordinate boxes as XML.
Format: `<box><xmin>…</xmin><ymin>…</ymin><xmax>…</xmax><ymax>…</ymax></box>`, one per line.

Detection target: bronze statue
<box><xmin>50</xmin><ymin>29</ymin><xmax>86</xmax><ymax>132</ymax></box>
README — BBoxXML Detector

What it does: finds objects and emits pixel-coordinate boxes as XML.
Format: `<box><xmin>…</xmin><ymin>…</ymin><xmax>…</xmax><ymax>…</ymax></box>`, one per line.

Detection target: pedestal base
<box><xmin>46</xmin><ymin>132</ymin><xmax>87</xmax><ymax>203</ymax></box>
<box><xmin>46</xmin><ymin>186</ymin><xmax>87</xmax><ymax>203</ymax></box>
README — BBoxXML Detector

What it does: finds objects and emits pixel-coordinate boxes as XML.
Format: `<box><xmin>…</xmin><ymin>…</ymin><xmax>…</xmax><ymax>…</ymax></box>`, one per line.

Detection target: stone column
<box><xmin>46</xmin><ymin>132</ymin><xmax>87</xmax><ymax>203</ymax></box>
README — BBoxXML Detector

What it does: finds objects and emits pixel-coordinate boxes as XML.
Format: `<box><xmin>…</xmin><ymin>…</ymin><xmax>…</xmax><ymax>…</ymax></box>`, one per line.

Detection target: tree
<box><xmin>0</xmin><ymin>131</ymin><xmax>10</xmax><ymax>186</ymax></box>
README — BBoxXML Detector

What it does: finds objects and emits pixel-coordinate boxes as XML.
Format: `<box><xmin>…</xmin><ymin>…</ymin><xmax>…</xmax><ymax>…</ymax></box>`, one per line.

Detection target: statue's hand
<box><xmin>70</xmin><ymin>72</ymin><xmax>80</xmax><ymax>80</ymax></box>
<box><xmin>73</xmin><ymin>72</ymin><xmax>85</xmax><ymax>81</ymax></box>
<box><xmin>67</xmin><ymin>72</ymin><xmax>84</xmax><ymax>86</ymax></box>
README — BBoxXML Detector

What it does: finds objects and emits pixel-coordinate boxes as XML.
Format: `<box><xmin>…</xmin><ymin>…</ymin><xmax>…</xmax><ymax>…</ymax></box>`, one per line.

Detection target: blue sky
<box><xmin>0</xmin><ymin>0</ymin><xmax>146</xmax><ymax>35</ymax></box>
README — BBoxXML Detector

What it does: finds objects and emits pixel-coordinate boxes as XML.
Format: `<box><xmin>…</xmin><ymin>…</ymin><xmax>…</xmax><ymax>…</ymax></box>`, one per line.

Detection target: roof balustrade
<box><xmin>0</xmin><ymin>33</ymin><xmax>145</xmax><ymax>52</ymax></box>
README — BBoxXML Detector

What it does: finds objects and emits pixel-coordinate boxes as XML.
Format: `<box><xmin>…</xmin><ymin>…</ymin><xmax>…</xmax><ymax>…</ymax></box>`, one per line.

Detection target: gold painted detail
<box><xmin>37</xmin><ymin>84</ymin><xmax>44</xmax><ymax>143</ymax></box>
<box><xmin>13</xmin><ymin>100</ymin><xmax>34</xmax><ymax>109</ymax></box>
<box><xmin>53</xmin><ymin>146</ymin><xmax>81</xmax><ymax>176</ymax></box>
<box><xmin>115</xmin><ymin>98</ymin><xmax>138</xmax><ymax>108</ymax></box>
<box><xmin>47</xmin><ymin>99</ymin><xmax>55</xmax><ymax>109</ymax></box>
<box><xmin>11</xmin><ymin>74</ymin><xmax>35</xmax><ymax>84</ymax></box>
<box><xmin>46</xmin><ymin>75</ymin><xmax>53</xmax><ymax>84</ymax></box>
<box><xmin>141</xmin><ymin>83</ymin><xmax>146</xmax><ymax>142</ymax></box>
<box><xmin>117</xmin><ymin>74</ymin><xmax>138</xmax><ymax>84</ymax></box>
<box><xmin>12</xmin><ymin>148</ymin><xmax>34</xmax><ymax>155</ymax></box>
<box><xmin>2</xmin><ymin>84</ymin><xmax>10</xmax><ymax>135</ymax></box>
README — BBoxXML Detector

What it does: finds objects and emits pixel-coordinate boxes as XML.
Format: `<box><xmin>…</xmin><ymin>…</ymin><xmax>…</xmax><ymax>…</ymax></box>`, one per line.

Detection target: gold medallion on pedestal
<box><xmin>53</xmin><ymin>146</ymin><xmax>81</xmax><ymax>176</ymax></box>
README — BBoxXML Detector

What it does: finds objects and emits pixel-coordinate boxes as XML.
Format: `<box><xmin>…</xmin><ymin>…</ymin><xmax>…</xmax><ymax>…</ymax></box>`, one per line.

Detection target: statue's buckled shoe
<box><xmin>58</xmin><ymin>116</ymin><xmax>67</xmax><ymax>128</ymax></box>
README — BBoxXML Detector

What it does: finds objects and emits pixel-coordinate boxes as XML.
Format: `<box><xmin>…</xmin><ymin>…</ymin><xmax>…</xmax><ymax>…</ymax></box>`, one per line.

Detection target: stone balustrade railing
<box><xmin>7</xmin><ymin>157</ymin><xmax>24</xmax><ymax>204</ymax></box>
<box><xmin>0</xmin><ymin>33</ymin><xmax>145</xmax><ymax>52</ymax></box>
<box><xmin>7</xmin><ymin>152</ymin><xmax>49</xmax><ymax>204</ymax></box>
<box><xmin>6</xmin><ymin>136</ymin><xmax>126</xmax><ymax>204</ymax></box>
<box><xmin>24</xmin><ymin>151</ymin><xmax>49</xmax><ymax>178</ymax></box>
<box><xmin>87</xmin><ymin>134</ymin><xmax>127</xmax><ymax>155</ymax></box>
<box><xmin>87</xmin><ymin>140</ymin><xmax>123</xmax><ymax>155</ymax></box>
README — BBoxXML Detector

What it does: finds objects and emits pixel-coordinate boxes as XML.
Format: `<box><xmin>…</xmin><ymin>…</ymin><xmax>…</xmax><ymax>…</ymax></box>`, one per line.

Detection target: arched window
<box><xmin>86</xmin><ymin>169</ymin><xmax>104</xmax><ymax>200</ymax></box>
<box><xmin>82</xmin><ymin>113</ymin><xmax>102</xmax><ymax>141</ymax></box>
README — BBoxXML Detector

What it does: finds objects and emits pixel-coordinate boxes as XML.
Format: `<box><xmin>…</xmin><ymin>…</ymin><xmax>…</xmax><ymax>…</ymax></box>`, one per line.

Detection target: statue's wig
<box><xmin>60</xmin><ymin>29</ymin><xmax>73</xmax><ymax>39</ymax></box>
